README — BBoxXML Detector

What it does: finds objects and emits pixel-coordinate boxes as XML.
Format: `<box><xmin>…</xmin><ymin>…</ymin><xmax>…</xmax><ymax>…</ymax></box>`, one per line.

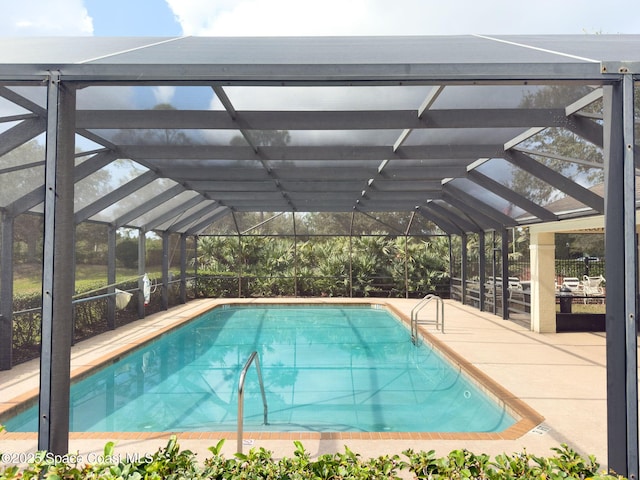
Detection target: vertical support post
<box><xmin>404</xmin><ymin>235</ymin><xmax>409</xmax><ymax>298</ymax></box>
<box><xmin>106</xmin><ymin>225</ymin><xmax>116</xmax><ymax>329</ymax></box>
<box><xmin>448</xmin><ymin>235</ymin><xmax>453</xmax><ymax>299</ymax></box>
<box><xmin>501</xmin><ymin>228</ymin><xmax>510</xmax><ymax>320</ymax></box>
<box><xmin>38</xmin><ymin>72</ymin><xmax>76</xmax><ymax>454</ymax></box>
<box><xmin>478</xmin><ymin>231</ymin><xmax>486</xmax><ymax>312</ymax></box>
<box><xmin>460</xmin><ymin>233</ymin><xmax>467</xmax><ymax>305</ymax></box>
<box><xmin>161</xmin><ymin>231</ymin><xmax>169</xmax><ymax>310</ymax></box>
<box><xmin>237</xmin><ymin>234</ymin><xmax>242</xmax><ymax>297</ymax></box>
<box><xmin>179</xmin><ymin>233</ymin><xmax>187</xmax><ymax>304</ymax></box>
<box><xmin>137</xmin><ymin>228</ymin><xmax>146</xmax><ymax>318</ymax></box>
<box><xmin>293</xmin><ymin>213</ymin><xmax>298</xmax><ymax>296</ymax></box>
<box><xmin>603</xmin><ymin>77</ymin><xmax>638</xmax><ymax>479</ymax></box>
<box><xmin>231</xmin><ymin>213</ymin><xmax>242</xmax><ymax>297</ymax></box>
<box><xmin>193</xmin><ymin>235</ymin><xmax>199</xmax><ymax>299</ymax></box>
<box><xmin>405</xmin><ymin>212</ymin><xmax>415</xmax><ymax>298</ymax></box>
<box><xmin>349</xmin><ymin>211</ymin><xmax>354</xmax><ymax>298</ymax></box>
<box><xmin>0</xmin><ymin>213</ymin><xmax>14</xmax><ymax>370</ymax></box>
<box><xmin>491</xmin><ymin>231</ymin><xmax>497</xmax><ymax>315</ymax></box>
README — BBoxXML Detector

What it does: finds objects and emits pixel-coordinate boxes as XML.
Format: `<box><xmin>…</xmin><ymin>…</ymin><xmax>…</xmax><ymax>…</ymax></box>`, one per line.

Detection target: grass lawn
<box><xmin>556</xmin><ymin>301</ymin><xmax>606</xmax><ymax>314</ymax></box>
<box><xmin>14</xmin><ymin>263</ymin><xmax>154</xmax><ymax>295</ymax></box>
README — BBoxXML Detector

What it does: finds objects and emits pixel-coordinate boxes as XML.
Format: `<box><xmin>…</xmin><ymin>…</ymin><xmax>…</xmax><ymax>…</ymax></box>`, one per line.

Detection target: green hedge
<box><xmin>0</xmin><ymin>435</ymin><xmax>624</xmax><ymax>479</ymax></box>
<box><xmin>11</xmin><ymin>266</ymin><xmax>447</xmax><ymax>365</ymax></box>
<box><xmin>194</xmin><ymin>272</ymin><xmax>450</xmax><ymax>299</ymax></box>
<box><xmin>10</xmin><ymin>274</ymin><xmax>193</xmax><ymax>366</ymax></box>
<box><xmin>194</xmin><ymin>236</ymin><xmax>451</xmax><ymax>299</ymax></box>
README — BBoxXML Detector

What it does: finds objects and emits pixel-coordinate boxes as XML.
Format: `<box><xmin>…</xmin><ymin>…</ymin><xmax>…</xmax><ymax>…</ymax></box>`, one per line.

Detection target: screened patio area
<box><xmin>0</xmin><ymin>34</ymin><xmax>638</xmax><ymax>476</ymax></box>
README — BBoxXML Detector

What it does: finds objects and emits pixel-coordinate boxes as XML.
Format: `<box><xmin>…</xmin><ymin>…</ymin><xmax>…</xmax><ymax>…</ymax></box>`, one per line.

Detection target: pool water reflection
<box><xmin>5</xmin><ymin>305</ymin><xmax>515</xmax><ymax>433</ymax></box>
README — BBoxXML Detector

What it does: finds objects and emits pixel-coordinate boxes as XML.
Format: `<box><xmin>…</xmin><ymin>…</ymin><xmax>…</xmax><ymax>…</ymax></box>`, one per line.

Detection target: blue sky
<box><xmin>2</xmin><ymin>0</ymin><xmax>639</xmax><ymax>37</ymax></box>
<box><xmin>85</xmin><ymin>0</ymin><xmax>181</xmax><ymax>36</ymax></box>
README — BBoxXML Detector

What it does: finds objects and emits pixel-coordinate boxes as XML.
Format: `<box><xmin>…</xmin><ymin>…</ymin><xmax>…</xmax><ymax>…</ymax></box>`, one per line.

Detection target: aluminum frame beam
<box><xmin>565</xmin><ymin>114</ymin><xmax>603</xmax><ymax>148</ymax></box>
<box><xmin>142</xmin><ymin>196</ymin><xmax>212</xmax><ymax>231</ymax></box>
<box><xmin>0</xmin><ymin>59</ymin><xmax>610</xmax><ymax>85</ymax></box>
<box><xmin>0</xmin><ymin>117</ymin><xmax>46</xmax><ymax>157</ymax></box>
<box><xmin>164</xmin><ymin>203</ymin><xmax>224</xmax><ymax>233</ymax></box>
<box><xmin>185</xmin><ymin>207</ymin><xmax>232</xmax><ymax>235</ymax></box>
<box><xmin>513</xmin><ymin>147</ymin><xmax>604</xmax><ymax>170</ymax></box>
<box><xmin>0</xmin><ymin>85</ymin><xmax>46</xmax><ymax>115</ymax></box>
<box><xmin>169</xmin><ymin>166</ymin><xmax>372</xmax><ymax>181</ymax></box>
<box><xmin>466</xmin><ymin>170</ymin><xmax>558</xmax><ymax>222</ymax></box>
<box><xmin>120</xmin><ymin>144</ymin><xmax>506</xmax><ymax>161</ymax></box>
<box><xmin>113</xmin><ymin>184</ymin><xmax>185</xmax><ymax>228</ymax></box>
<box><xmin>442</xmin><ymin>184</ymin><xmax>518</xmax><ymax>227</ymax></box>
<box><xmin>75</xmin><ymin>108</ymin><xmax>574</xmax><ymax>130</ymax></box>
<box><xmin>211</xmin><ymin>86</ymin><xmax>293</xmax><ymax>211</ymax></box>
<box><xmin>423</xmin><ymin>200</ymin><xmax>480</xmax><ymax>233</ymax></box>
<box><xmin>5</xmin><ymin>150</ymin><xmax>117</xmax><ymax>217</ymax></box>
<box><xmin>504</xmin><ymin>149</ymin><xmax>605</xmax><ymax>214</ymax></box>
<box><xmin>415</xmin><ymin>206</ymin><xmax>461</xmax><ymax>235</ymax></box>
<box><xmin>441</xmin><ymin>192</ymin><xmax>503</xmax><ymax>231</ymax></box>
<box><xmin>74</xmin><ymin>170</ymin><xmax>157</xmax><ymax>223</ymax></box>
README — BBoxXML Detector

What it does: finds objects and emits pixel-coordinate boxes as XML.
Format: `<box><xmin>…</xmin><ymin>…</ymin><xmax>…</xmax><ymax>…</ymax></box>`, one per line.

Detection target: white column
<box><xmin>530</xmin><ymin>231</ymin><xmax>556</xmax><ymax>333</ymax></box>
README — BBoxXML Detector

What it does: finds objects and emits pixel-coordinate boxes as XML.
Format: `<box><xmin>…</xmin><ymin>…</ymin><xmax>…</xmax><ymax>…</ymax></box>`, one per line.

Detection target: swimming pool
<box><xmin>4</xmin><ymin>304</ymin><xmax>515</xmax><ymax>433</ymax></box>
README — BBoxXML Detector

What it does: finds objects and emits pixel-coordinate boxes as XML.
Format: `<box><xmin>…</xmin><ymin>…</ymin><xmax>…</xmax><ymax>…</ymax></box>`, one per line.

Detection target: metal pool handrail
<box><xmin>237</xmin><ymin>351</ymin><xmax>268</xmax><ymax>453</ymax></box>
<box><xmin>411</xmin><ymin>294</ymin><xmax>444</xmax><ymax>343</ymax></box>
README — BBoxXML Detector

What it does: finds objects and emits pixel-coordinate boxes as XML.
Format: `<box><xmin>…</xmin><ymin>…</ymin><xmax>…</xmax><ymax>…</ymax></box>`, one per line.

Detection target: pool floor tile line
<box><xmin>0</xmin><ymin>298</ymin><xmax>615</xmax><ymax>470</ymax></box>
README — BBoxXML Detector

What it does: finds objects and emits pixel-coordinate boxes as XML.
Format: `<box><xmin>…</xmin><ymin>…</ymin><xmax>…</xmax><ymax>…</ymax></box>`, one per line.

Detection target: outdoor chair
<box><xmin>507</xmin><ymin>277</ymin><xmax>524</xmax><ymax>300</ymax></box>
<box><xmin>582</xmin><ymin>275</ymin><xmax>605</xmax><ymax>303</ymax></box>
<box><xmin>561</xmin><ymin>277</ymin><xmax>582</xmax><ymax>293</ymax></box>
<box><xmin>507</xmin><ymin>277</ymin><xmax>523</xmax><ymax>291</ymax></box>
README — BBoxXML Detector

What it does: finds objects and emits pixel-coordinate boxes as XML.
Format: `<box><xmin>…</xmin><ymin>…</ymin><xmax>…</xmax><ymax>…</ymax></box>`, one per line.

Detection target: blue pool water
<box><xmin>4</xmin><ymin>305</ymin><xmax>515</xmax><ymax>433</ymax></box>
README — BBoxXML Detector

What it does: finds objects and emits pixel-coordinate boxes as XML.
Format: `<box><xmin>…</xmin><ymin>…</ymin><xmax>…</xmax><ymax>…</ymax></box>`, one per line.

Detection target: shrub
<box><xmin>195</xmin><ymin>272</ymin><xmax>241</xmax><ymax>298</ymax></box>
<box><xmin>115</xmin><ymin>239</ymin><xmax>139</xmax><ymax>269</ymax></box>
<box><xmin>12</xmin><ymin>292</ymin><xmax>42</xmax><ymax>364</ymax></box>
<box><xmin>0</xmin><ymin>435</ymin><xmax>626</xmax><ymax>480</ymax></box>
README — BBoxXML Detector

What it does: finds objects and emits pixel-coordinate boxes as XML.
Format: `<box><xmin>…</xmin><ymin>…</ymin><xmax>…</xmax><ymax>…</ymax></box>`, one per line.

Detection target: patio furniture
<box><xmin>561</xmin><ymin>277</ymin><xmax>583</xmax><ymax>293</ymax></box>
<box><xmin>582</xmin><ymin>275</ymin><xmax>605</xmax><ymax>303</ymax></box>
<box><xmin>507</xmin><ymin>277</ymin><xmax>523</xmax><ymax>291</ymax></box>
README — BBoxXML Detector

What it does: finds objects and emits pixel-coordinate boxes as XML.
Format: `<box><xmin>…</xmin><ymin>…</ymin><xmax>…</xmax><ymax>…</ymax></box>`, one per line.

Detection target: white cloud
<box><xmin>77</xmin><ymin>86</ymin><xmax>136</xmax><ymax>110</ymax></box>
<box><xmin>2</xmin><ymin>0</ymin><xmax>93</xmax><ymax>35</ymax></box>
<box><xmin>168</xmin><ymin>0</ymin><xmax>414</xmax><ymax>36</ymax></box>
<box><xmin>166</xmin><ymin>0</ymin><xmax>640</xmax><ymax>36</ymax></box>
<box><xmin>1</xmin><ymin>0</ymin><xmax>637</xmax><ymax>39</ymax></box>
<box><xmin>166</xmin><ymin>0</ymin><xmax>640</xmax><ymax>37</ymax></box>
<box><xmin>153</xmin><ymin>86</ymin><xmax>177</xmax><ymax>105</ymax></box>
<box><xmin>1</xmin><ymin>0</ymin><xmax>638</xmax><ymax>39</ymax></box>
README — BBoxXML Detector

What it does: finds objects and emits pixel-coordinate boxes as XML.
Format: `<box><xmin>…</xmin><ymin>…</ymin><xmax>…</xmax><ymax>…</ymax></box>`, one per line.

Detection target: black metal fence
<box><xmin>9</xmin><ymin>271</ymin><xmax>450</xmax><ymax>368</ymax></box>
<box><xmin>509</xmin><ymin>258</ymin><xmax>605</xmax><ymax>283</ymax></box>
<box><xmin>8</xmin><ymin>258</ymin><xmax>604</xmax><ymax>368</ymax></box>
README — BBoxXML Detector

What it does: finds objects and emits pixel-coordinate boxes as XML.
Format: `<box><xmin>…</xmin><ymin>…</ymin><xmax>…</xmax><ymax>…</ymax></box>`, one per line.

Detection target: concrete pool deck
<box><xmin>0</xmin><ymin>298</ymin><xmax>613</xmax><ymax>471</ymax></box>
